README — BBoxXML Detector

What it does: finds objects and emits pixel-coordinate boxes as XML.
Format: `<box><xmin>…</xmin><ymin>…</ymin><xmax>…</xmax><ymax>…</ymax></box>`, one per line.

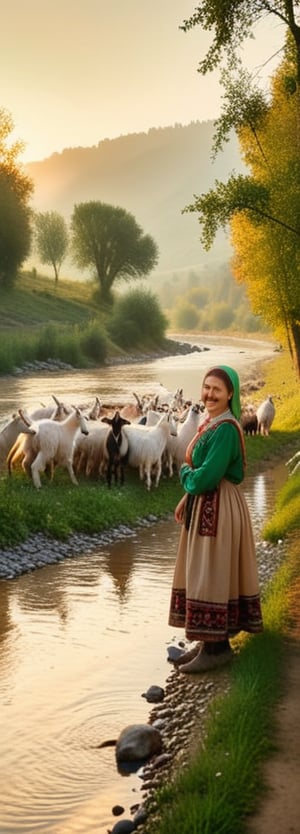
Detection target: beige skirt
<box><xmin>169</xmin><ymin>479</ymin><xmax>263</xmax><ymax>642</ymax></box>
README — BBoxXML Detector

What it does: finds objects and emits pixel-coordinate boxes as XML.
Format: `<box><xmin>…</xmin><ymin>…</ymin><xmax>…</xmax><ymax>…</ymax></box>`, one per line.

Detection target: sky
<box><xmin>2</xmin><ymin>0</ymin><xmax>286</xmax><ymax>164</ymax></box>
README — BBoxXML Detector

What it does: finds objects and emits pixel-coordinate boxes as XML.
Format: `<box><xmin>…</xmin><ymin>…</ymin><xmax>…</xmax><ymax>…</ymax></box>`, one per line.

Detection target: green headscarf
<box><xmin>203</xmin><ymin>365</ymin><xmax>241</xmax><ymax>420</ymax></box>
<box><xmin>218</xmin><ymin>365</ymin><xmax>241</xmax><ymax>420</ymax></box>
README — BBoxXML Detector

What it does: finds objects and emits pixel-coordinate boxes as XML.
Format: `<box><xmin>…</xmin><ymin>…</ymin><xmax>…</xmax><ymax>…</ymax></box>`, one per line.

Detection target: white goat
<box><xmin>123</xmin><ymin>412</ymin><xmax>176</xmax><ymax>490</ymax></box>
<box><xmin>145</xmin><ymin>408</ymin><xmax>178</xmax><ymax>476</ymax></box>
<box><xmin>73</xmin><ymin>422</ymin><xmax>110</xmax><ymax>478</ymax></box>
<box><xmin>168</xmin><ymin>403</ymin><xmax>203</xmax><ymax>472</ymax></box>
<box><xmin>0</xmin><ymin>410</ymin><xmax>36</xmax><ymax>464</ymax></box>
<box><xmin>256</xmin><ymin>396</ymin><xmax>275</xmax><ymax>436</ymax></box>
<box><xmin>286</xmin><ymin>450</ymin><xmax>300</xmax><ymax>477</ymax></box>
<box><xmin>30</xmin><ymin>407</ymin><xmax>89</xmax><ymax>489</ymax></box>
<box><xmin>29</xmin><ymin>394</ymin><xmax>70</xmax><ymax>421</ymax></box>
<box><xmin>7</xmin><ymin>400</ymin><xmax>68</xmax><ymax>477</ymax></box>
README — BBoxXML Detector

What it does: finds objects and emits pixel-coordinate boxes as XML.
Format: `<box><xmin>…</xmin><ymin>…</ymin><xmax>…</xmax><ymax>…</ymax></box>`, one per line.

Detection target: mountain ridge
<box><xmin>25</xmin><ymin>121</ymin><xmax>244</xmax><ymax>275</ymax></box>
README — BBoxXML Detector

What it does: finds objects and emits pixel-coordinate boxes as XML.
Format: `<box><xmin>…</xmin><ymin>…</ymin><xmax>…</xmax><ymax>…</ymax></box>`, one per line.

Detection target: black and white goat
<box><xmin>101</xmin><ymin>410</ymin><xmax>130</xmax><ymax>487</ymax></box>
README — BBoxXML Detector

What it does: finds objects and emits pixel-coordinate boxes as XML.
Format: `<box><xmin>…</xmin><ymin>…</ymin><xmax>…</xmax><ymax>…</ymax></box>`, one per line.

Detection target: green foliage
<box><xmin>107</xmin><ymin>287</ymin><xmax>168</xmax><ymax>348</ymax></box>
<box><xmin>34</xmin><ymin>211</ymin><xmax>69</xmax><ymax>283</ymax></box>
<box><xmin>180</xmin><ymin>2</ymin><xmax>299</xmax><ymax>79</ymax></box>
<box><xmin>183</xmin><ymin>174</ymin><xmax>271</xmax><ymax>251</ymax></box>
<box><xmin>0</xmin><ymin>108</ymin><xmax>33</xmax><ymax>287</ymax></box>
<box><xmin>80</xmin><ymin>320</ymin><xmax>108</xmax><ymax>363</ymax></box>
<box><xmin>180</xmin><ymin>6</ymin><xmax>300</xmax><ymax>373</ymax></box>
<box><xmin>0</xmin><ymin>273</ymin><xmax>168</xmax><ymax>372</ymax></box>
<box><xmin>70</xmin><ymin>201</ymin><xmax>159</xmax><ymax>302</ymax></box>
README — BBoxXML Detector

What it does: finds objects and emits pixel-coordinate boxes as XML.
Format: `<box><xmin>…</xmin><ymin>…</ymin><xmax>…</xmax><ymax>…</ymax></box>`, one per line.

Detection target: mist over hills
<box><xmin>25</xmin><ymin>121</ymin><xmax>244</xmax><ymax>276</ymax></box>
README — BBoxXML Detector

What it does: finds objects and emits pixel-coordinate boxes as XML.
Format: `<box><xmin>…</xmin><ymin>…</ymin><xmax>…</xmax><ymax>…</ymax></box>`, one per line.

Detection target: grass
<box><xmin>0</xmin><ymin>469</ymin><xmax>184</xmax><ymax>547</ymax></box>
<box><xmin>0</xmin><ymin>271</ymin><xmax>99</xmax><ymax>329</ymax></box>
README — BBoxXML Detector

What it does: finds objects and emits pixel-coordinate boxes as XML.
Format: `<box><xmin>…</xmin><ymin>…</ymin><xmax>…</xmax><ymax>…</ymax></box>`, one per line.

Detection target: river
<box><xmin>0</xmin><ymin>337</ymin><xmax>283</xmax><ymax>834</ymax></box>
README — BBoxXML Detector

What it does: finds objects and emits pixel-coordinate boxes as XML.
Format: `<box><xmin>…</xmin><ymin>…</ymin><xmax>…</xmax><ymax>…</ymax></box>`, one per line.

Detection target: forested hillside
<box><xmin>25</xmin><ymin>121</ymin><xmax>244</xmax><ymax>275</ymax></box>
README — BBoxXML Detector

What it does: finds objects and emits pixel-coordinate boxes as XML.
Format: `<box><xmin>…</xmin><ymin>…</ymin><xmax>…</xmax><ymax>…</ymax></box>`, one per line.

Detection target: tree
<box><xmin>70</xmin><ymin>201</ymin><xmax>159</xmax><ymax>304</ymax></box>
<box><xmin>181</xmin><ymin>3</ymin><xmax>300</xmax><ymax>375</ymax></box>
<box><xmin>0</xmin><ymin>108</ymin><xmax>33</xmax><ymax>287</ymax></box>
<box><xmin>35</xmin><ymin>211</ymin><xmax>69</xmax><ymax>284</ymax></box>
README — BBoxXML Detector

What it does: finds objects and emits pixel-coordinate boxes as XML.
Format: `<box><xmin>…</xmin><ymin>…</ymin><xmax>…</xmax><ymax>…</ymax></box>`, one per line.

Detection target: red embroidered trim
<box><xmin>198</xmin><ymin>489</ymin><xmax>219</xmax><ymax>536</ymax></box>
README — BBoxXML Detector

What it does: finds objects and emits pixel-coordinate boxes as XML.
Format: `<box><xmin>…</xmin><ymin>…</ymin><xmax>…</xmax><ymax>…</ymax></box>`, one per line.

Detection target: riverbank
<box><xmin>0</xmin><ymin>348</ymin><xmax>299</xmax><ymax>834</ymax></box>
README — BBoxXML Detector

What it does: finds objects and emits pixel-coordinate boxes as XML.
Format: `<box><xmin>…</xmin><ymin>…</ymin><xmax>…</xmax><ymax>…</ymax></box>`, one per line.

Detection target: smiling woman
<box><xmin>169</xmin><ymin>363</ymin><xmax>263</xmax><ymax>672</ymax></box>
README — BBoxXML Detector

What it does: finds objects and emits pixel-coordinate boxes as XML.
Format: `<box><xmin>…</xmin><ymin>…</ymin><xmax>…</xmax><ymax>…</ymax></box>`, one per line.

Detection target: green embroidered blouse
<box><xmin>180</xmin><ymin>421</ymin><xmax>244</xmax><ymax>495</ymax></box>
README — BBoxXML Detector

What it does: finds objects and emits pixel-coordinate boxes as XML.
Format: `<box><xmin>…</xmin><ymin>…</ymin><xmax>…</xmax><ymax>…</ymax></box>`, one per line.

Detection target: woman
<box><xmin>168</xmin><ymin>364</ymin><xmax>263</xmax><ymax>673</ymax></box>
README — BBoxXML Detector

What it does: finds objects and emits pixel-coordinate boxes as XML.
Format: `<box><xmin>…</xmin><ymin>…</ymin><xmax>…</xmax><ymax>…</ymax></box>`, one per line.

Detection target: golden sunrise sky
<box><xmin>2</xmin><ymin>0</ymin><xmax>285</xmax><ymax>163</ymax></box>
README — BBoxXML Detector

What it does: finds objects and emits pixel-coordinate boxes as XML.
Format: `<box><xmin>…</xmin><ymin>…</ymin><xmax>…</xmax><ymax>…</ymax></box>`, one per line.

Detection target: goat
<box><xmin>30</xmin><ymin>407</ymin><xmax>89</xmax><ymax>488</ymax></box>
<box><xmin>123</xmin><ymin>412</ymin><xmax>177</xmax><ymax>490</ymax></box>
<box><xmin>7</xmin><ymin>400</ymin><xmax>68</xmax><ymax>477</ymax></box>
<box><xmin>101</xmin><ymin>410</ymin><xmax>130</xmax><ymax>487</ymax></box>
<box><xmin>241</xmin><ymin>406</ymin><xmax>258</xmax><ymax>436</ymax></box>
<box><xmin>73</xmin><ymin>422</ymin><xmax>109</xmax><ymax>478</ymax></box>
<box><xmin>29</xmin><ymin>394</ymin><xmax>71</xmax><ymax>421</ymax></box>
<box><xmin>119</xmin><ymin>392</ymin><xmax>147</xmax><ymax>422</ymax></box>
<box><xmin>0</xmin><ymin>409</ymin><xmax>36</xmax><ymax>465</ymax></box>
<box><xmin>145</xmin><ymin>408</ymin><xmax>178</xmax><ymax>476</ymax></box>
<box><xmin>286</xmin><ymin>450</ymin><xmax>300</xmax><ymax>477</ymax></box>
<box><xmin>256</xmin><ymin>396</ymin><xmax>275</xmax><ymax>436</ymax></box>
<box><xmin>168</xmin><ymin>403</ymin><xmax>203</xmax><ymax>473</ymax></box>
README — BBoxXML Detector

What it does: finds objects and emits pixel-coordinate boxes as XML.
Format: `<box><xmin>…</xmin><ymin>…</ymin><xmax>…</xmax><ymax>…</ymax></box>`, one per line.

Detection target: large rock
<box><xmin>116</xmin><ymin>723</ymin><xmax>162</xmax><ymax>763</ymax></box>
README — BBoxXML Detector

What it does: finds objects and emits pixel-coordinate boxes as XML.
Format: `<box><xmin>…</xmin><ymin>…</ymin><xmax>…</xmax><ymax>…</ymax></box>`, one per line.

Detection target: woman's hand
<box><xmin>174</xmin><ymin>494</ymin><xmax>187</xmax><ymax>524</ymax></box>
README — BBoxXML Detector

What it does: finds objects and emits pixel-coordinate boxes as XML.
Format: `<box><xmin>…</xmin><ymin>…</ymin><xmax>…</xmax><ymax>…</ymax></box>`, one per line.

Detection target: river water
<box><xmin>0</xmin><ymin>338</ymin><xmax>283</xmax><ymax>834</ymax></box>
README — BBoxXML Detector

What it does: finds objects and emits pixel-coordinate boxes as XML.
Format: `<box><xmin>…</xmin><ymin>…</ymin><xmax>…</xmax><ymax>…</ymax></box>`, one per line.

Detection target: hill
<box><xmin>25</xmin><ymin>121</ymin><xmax>244</xmax><ymax>277</ymax></box>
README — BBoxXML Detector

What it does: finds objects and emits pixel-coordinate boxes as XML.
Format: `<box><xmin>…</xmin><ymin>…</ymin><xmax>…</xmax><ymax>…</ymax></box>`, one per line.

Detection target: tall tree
<box><xmin>70</xmin><ymin>201</ymin><xmax>159</xmax><ymax>304</ymax></box>
<box><xmin>0</xmin><ymin>108</ymin><xmax>33</xmax><ymax>287</ymax></box>
<box><xmin>35</xmin><ymin>211</ymin><xmax>69</xmax><ymax>284</ymax></box>
<box><xmin>181</xmin><ymin>2</ymin><xmax>300</xmax><ymax>375</ymax></box>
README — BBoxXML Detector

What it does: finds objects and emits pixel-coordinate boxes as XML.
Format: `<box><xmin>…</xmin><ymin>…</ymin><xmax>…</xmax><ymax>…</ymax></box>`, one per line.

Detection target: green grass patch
<box><xmin>263</xmin><ymin>474</ymin><xmax>300</xmax><ymax>542</ymax></box>
<box><xmin>0</xmin><ymin>469</ymin><xmax>184</xmax><ymax>546</ymax></box>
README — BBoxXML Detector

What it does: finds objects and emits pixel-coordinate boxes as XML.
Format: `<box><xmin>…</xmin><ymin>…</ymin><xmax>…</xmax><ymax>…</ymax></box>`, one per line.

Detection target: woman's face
<box><xmin>201</xmin><ymin>374</ymin><xmax>232</xmax><ymax>418</ymax></box>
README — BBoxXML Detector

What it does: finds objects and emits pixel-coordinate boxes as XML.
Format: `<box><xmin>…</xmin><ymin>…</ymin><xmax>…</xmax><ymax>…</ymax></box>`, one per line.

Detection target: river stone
<box><xmin>112</xmin><ymin>804</ymin><xmax>125</xmax><ymax>816</ymax></box>
<box><xmin>142</xmin><ymin>685</ymin><xmax>165</xmax><ymax>703</ymax></box>
<box><xmin>115</xmin><ymin>724</ymin><xmax>162</xmax><ymax>763</ymax></box>
<box><xmin>110</xmin><ymin>820</ymin><xmax>136</xmax><ymax>834</ymax></box>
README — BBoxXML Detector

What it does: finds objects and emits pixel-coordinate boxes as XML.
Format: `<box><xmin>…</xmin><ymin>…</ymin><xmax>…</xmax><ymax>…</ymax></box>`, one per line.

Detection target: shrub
<box><xmin>80</xmin><ymin>321</ymin><xmax>108</xmax><ymax>362</ymax></box>
<box><xmin>107</xmin><ymin>287</ymin><xmax>168</xmax><ymax>348</ymax></box>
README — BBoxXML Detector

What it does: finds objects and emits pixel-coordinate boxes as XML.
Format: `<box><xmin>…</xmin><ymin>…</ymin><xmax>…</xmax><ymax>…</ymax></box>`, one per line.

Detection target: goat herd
<box><xmin>0</xmin><ymin>388</ymin><xmax>299</xmax><ymax>489</ymax></box>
